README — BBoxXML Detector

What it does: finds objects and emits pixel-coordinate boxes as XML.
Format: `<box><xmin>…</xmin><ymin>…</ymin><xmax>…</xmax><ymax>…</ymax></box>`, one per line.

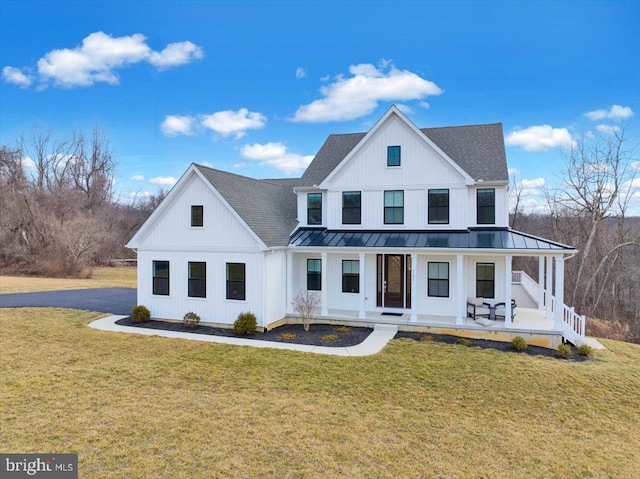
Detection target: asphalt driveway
<box><xmin>0</xmin><ymin>288</ymin><xmax>136</xmax><ymax>315</ymax></box>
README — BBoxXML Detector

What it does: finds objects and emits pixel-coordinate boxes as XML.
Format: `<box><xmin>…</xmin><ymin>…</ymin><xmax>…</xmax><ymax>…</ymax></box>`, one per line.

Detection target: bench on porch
<box><xmin>467</xmin><ymin>298</ymin><xmax>491</xmax><ymax>320</ymax></box>
<box><xmin>494</xmin><ymin>299</ymin><xmax>517</xmax><ymax>320</ymax></box>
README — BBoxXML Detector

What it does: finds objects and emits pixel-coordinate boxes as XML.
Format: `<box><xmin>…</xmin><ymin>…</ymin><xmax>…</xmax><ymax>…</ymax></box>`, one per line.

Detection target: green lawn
<box><xmin>0</xmin><ymin>267</ymin><xmax>136</xmax><ymax>294</ymax></box>
<box><xmin>2</xmin><ymin>308</ymin><xmax>639</xmax><ymax>478</ymax></box>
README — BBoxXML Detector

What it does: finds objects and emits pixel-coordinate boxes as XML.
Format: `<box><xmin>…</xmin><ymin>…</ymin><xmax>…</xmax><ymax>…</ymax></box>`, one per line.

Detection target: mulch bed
<box><xmin>394</xmin><ymin>331</ymin><xmax>590</xmax><ymax>361</ymax></box>
<box><xmin>115</xmin><ymin>317</ymin><xmax>372</xmax><ymax>347</ymax></box>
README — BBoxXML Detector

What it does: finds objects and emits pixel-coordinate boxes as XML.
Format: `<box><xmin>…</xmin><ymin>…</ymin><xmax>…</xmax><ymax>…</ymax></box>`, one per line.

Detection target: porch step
<box><xmin>374</xmin><ymin>323</ymin><xmax>399</xmax><ymax>333</ymax></box>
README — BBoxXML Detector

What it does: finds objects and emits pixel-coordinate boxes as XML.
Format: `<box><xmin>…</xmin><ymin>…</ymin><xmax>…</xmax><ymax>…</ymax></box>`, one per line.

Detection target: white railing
<box><xmin>512</xmin><ymin>270</ymin><xmax>539</xmax><ymax>303</ymax></box>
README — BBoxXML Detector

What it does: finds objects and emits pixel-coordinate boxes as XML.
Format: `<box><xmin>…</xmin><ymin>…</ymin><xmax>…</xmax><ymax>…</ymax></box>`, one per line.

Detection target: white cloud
<box><xmin>418</xmin><ymin>101</ymin><xmax>430</xmax><ymax>109</ymax></box>
<box><xmin>131</xmin><ymin>174</ymin><xmax>144</xmax><ymax>181</ymax></box>
<box><xmin>149</xmin><ymin>176</ymin><xmax>177</xmax><ymax>186</ymax></box>
<box><xmin>295</xmin><ymin>67</ymin><xmax>307</xmax><ymax>79</ymax></box>
<box><xmin>320</xmin><ymin>74</ymin><xmax>330</xmax><ymax>82</ymax></box>
<box><xmin>291</xmin><ymin>61</ymin><xmax>443</xmax><ymax>122</ymax></box>
<box><xmin>584</xmin><ymin>105</ymin><xmax>634</xmax><ymax>121</ymax></box>
<box><xmin>520</xmin><ymin>177</ymin><xmax>545</xmax><ymax>189</ymax></box>
<box><xmin>595</xmin><ymin>124</ymin><xmax>620</xmax><ymax>135</ymax></box>
<box><xmin>199</xmin><ymin>108</ymin><xmax>267</xmax><ymax>138</ymax></box>
<box><xmin>21</xmin><ymin>156</ymin><xmax>36</xmax><ymax>169</ymax></box>
<box><xmin>505</xmin><ymin>125</ymin><xmax>576</xmax><ymax>152</ymax></box>
<box><xmin>2</xmin><ymin>66</ymin><xmax>33</xmax><ymax>88</ymax></box>
<box><xmin>4</xmin><ymin>31</ymin><xmax>203</xmax><ymax>89</ymax></box>
<box><xmin>508</xmin><ymin>168</ymin><xmax>519</xmax><ymax>176</ymax></box>
<box><xmin>161</xmin><ymin>115</ymin><xmax>197</xmax><ymax>136</ymax></box>
<box><xmin>241</xmin><ymin>142</ymin><xmax>313</xmax><ymax>175</ymax></box>
<box><xmin>396</xmin><ymin>104</ymin><xmax>413</xmax><ymax>114</ymax></box>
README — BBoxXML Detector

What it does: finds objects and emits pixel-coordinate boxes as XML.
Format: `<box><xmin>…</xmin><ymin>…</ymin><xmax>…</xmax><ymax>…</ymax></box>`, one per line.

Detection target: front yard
<box><xmin>0</xmin><ymin>267</ymin><xmax>136</xmax><ymax>294</ymax></box>
<box><xmin>1</xmin><ymin>308</ymin><xmax>639</xmax><ymax>478</ymax></box>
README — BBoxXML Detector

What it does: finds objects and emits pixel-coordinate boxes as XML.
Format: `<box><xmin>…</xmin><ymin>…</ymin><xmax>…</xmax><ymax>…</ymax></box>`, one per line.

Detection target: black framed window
<box><xmin>152</xmin><ymin>260</ymin><xmax>169</xmax><ymax>296</ymax></box>
<box><xmin>384</xmin><ymin>190</ymin><xmax>404</xmax><ymax>224</ymax></box>
<box><xmin>387</xmin><ymin>145</ymin><xmax>401</xmax><ymax>167</ymax></box>
<box><xmin>191</xmin><ymin>205</ymin><xmax>203</xmax><ymax>227</ymax></box>
<box><xmin>342</xmin><ymin>260</ymin><xmax>359</xmax><ymax>293</ymax></box>
<box><xmin>226</xmin><ymin>263</ymin><xmax>246</xmax><ymax>300</ymax></box>
<box><xmin>476</xmin><ymin>263</ymin><xmax>495</xmax><ymax>298</ymax></box>
<box><xmin>342</xmin><ymin>191</ymin><xmax>361</xmax><ymax>224</ymax></box>
<box><xmin>307</xmin><ymin>259</ymin><xmax>321</xmax><ymax>291</ymax></box>
<box><xmin>428</xmin><ymin>189</ymin><xmax>449</xmax><ymax>224</ymax></box>
<box><xmin>188</xmin><ymin>262</ymin><xmax>206</xmax><ymax>298</ymax></box>
<box><xmin>477</xmin><ymin>189</ymin><xmax>495</xmax><ymax>225</ymax></box>
<box><xmin>307</xmin><ymin>193</ymin><xmax>322</xmax><ymax>225</ymax></box>
<box><xmin>428</xmin><ymin>262</ymin><xmax>449</xmax><ymax>297</ymax></box>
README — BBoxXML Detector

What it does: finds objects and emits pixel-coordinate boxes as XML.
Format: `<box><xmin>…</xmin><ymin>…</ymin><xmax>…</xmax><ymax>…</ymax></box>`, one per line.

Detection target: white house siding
<box><xmin>465</xmin><ymin>255</ymin><xmax>506</xmax><ymax>300</ymax></box>
<box><xmin>468</xmin><ymin>186</ymin><xmax>509</xmax><ymax>228</ymax></box>
<box><xmin>297</xmin><ymin>190</ymin><xmax>326</xmax><ymax>228</ymax></box>
<box><xmin>264</xmin><ymin>250</ymin><xmax>287</xmax><ymax>325</ymax></box>
<box><xmin>137</xmin><ymin>250</ymin><xmax>265</xmax><ymax>326</ymax></box>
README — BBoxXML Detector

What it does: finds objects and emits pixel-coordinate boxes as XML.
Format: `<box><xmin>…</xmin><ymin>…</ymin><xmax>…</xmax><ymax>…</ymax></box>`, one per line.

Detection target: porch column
<box><xmin>545</xmin><ymin>256</ymin><xmax>553</xmax><ymax>319</ymax></box>
<box><xmin>410</xmin><ymin>253</ymin><xmax>418</xmax><ymax>322</ymax></box>
<box><xmin>554</xmin><ymin>256</ymin><xmax>564</xmax><ymax>331</ymax></box>
<box><xmin>286</xmin><ymin>251</ymin><xmax>293</xmax><ymax>314</ymax></box>
<box><xmin>359</xmin><ymin>252</ymin><xmax>366</xmax><ymax>319</ymax></box>
<box><xmin>538</xmin><ymin>256</ymin><xmax>545</xmax><ymax>311</ymax></box>
<box><xmin>504</xmin><ymin>255</ymin><xmax>513</xmax><ymax>328</ymax></box>
<box><xmin>321</xmin><ymin>252</ymin><xmax>328</xmax><ymax>316</ymax></box>
<box><xmin>456</xmin><ymin>254</ymin><xmax>464</xmax><ymax>325</ymax></box>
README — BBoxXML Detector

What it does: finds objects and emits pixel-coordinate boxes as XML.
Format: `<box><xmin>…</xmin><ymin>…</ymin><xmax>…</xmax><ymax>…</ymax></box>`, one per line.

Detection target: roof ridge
<box><xmin>194</xmin><ymin>163</ymin><xmax>291</xmax><ymax>189</ymax></box>
<box><xmin>422</xmin><ymin>122</ymin><xmax>503</xmax><ymax>130</ymax></box>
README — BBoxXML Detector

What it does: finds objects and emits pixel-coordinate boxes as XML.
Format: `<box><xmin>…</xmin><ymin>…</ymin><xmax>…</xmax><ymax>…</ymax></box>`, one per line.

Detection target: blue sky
<box><xmin>1</xmin><ymin>0</ymin><xmax>639</xmax><ymax>210</ymax></box>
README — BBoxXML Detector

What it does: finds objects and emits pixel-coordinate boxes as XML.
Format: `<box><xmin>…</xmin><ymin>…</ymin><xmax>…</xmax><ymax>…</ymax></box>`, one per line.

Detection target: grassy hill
<box><xmin>1</xmin><ymin>308</ymin><xmax>639</xmax><ymax>478</ymax></box>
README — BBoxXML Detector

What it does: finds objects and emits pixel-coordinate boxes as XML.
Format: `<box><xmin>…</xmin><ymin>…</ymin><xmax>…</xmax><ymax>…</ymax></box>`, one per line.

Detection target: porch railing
<box><xmin>512</xmin><ymin>270</ymin><xmax>586</xmax><ymax>346</ymax></box>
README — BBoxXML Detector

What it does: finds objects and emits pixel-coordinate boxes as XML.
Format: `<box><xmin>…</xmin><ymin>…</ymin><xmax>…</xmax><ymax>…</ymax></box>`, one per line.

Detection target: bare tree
<box><xmin>292</xmin><ymin>290</ymin><xmax>320</xmax><ymax>331</ymax></box>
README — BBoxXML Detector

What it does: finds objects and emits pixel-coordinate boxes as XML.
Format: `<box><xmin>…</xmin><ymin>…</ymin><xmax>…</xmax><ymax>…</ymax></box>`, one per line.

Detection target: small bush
<box><xmin>279</xmin><ymin>333</ymin><xmax>296</xmax><ymax>341</ymax></box>
<box><xmin>335</xmin><ymin>326</ymin><xmax>351</xmax><ymax>333</ymax></box>
<box><xmin>578</xmin><ymin>344</ymin><xmax>594</xmax><ymax>357</ymax></box>
<box><xmin>320</xmin><ymin>334</ymin><xmax>339</xmax><ymax>341</ymax></box>
<box><xmin>557</xmin><ymin>343</ymin><xmax>573</xmax><ymax>359</ymax></box>
<box><xmin>233</xmin><ymin>312</ymin><xmax>257</xmax><ymax>336</ymax></box>
<box><xmin>131</xmin><ymin>305</ymin><xmax>150</xmax><ymax>323</ymax></box>
<box><xmin>420</xmin><ymin>335</ymin><xmax>434</xmax><ymax>342</ymax></box>
<box><xmin>183</xmin><ymin>311</ymin><xmax>200</xmax><ymax>328</ymax></box>
<box><xmin>457</xmin><ymin>338</ymin><xmax>474</xmax><ymax>347</ymax></box>
<box><xmin>512</xmin><ymin>336</ymin><xmax>528</xmax><ymax>351</ymax></box>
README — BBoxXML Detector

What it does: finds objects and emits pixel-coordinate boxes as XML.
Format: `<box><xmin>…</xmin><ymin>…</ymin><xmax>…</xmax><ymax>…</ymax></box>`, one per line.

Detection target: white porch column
<box><xmin>456</xmin><ymin>254</ymin><xmax>464</xmax><ymax>325</ymax></box>
<box><xmin>359</xmin><ymin>252</ymin><xmax>366</xmax><ymax>319</ymax></box>
<box><xmin>286</xmin><ymin>251</ymin><xmax>293</xmax><ymax>314</ymax></box>
<box><xmin>504</xmin><ymin>255</ymin><xmax>513</xmax><ymax>328</ymax></box>
<box><xmin>554</xmin><ymin>256</ymin><xmax>564</xmax><ymax>331</ymax></box>
<box><xmin>545</xmin><ymin>256</ymin><xmax>553</xmax><ymax>319</ymax></box>
<box><xmin>410</xmin><ymin>253</ymin><xmax>418</xmax><ymax>322</ymax></box>
<box><xmin>321</xmin><ymin>252</ymin><xmax>328</xmax><ymax>316</ymax></box>
<box><xmin>538</xmin><ymin>256</ymin><xmax>545</xmax><ymax>311</ymax></box>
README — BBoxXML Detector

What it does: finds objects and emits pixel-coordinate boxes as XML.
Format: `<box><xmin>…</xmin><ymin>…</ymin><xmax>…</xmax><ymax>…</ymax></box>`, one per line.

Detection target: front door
<box><xmin>384</xmin><ymin>254</ymin><xmax>404</xmax><ymax>308</ymax></box>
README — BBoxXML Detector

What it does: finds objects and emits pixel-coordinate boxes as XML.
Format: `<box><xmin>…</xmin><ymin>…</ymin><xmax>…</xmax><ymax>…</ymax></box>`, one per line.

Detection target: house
<box><xmin>126</xmin><ymin>106</ymin><xmax>585</xmax><ymax>348</ymax></box>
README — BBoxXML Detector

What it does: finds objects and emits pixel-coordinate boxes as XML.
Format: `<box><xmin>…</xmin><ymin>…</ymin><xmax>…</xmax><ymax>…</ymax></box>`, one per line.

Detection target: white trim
<box><xmin>136</xmin><ymin>246</ymin><xmax>263</xmax><ymax>253</ymax></box>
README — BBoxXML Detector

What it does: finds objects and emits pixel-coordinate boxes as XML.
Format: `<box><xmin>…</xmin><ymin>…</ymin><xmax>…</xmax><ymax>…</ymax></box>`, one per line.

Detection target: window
<box><xmin>428</xmin><ymin>262</ymin><xmax>449</xmax><ymax>297</ymax></box>
<box><xmin>342</xmin><ymin>260</ymin><xmax>360</xmax><ymax>293</ymax></box>
<box><xmin>307</xmin><ymin>259</ymin><xmax>321</xmax><ymax>291</ymax></box>
<box><xmin>384</xmin><ymin>190</ymin><xmax>404</xmax><ymax>224</ymax></box>
<box><xmin>152</xmin><ymin>261</ymin><xmax>169</xmax><ymax>296</ymax></box>
<box><xmin>477</xmin><ymin>188</ymin><xmax>495</xmax><ymax>225</ymax></box>
<box><xmin>387</xmin><ymin>145</ymin><xmax>401</xmax><ymax>167</ymax></box>
<box><xmin>307</xmin><ymin>193</ymin><xmax>322</xmax><ymax>225</ymax></box>
<box><xmin>191</xmin><ymin>205</ymin><xmax>203</xmax><ymax>227</ymax></box>
<box><xmin>476</xmin><ymin>263</ymin><xmax>495</xmax><ymax>298</ymax></box>
<box><xmin>342</xmin><ymin>191</ymin><xmax>361</xmax><ymax>224</ymax></box>
<box><xmin>226</xmin><ymin>263</ymin><xmax>246</xmax><ymax>300</ymax></box>
<box><xmin>428</xmin><ymin>189</ymin><xmax>449</xmax><ymax>224</ymax></box>
<box><xmin>188</xmin><ymin>262</ymin><xmax>206</xmax><ymax>298</ymax></box>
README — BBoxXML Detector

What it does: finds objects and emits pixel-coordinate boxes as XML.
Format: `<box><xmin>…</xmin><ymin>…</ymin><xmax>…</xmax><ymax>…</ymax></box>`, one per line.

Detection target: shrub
<box><xmin>335</xmin><ymin>326</ymin><xmax>351</xmax><ymax>333</ymax></box>
<box><xmin>183</xmin><ymin>311</ymin><xmax>200</xmax><ymax>328</ymax></box>
<box><xmin>557</xmin><ymin>343</ymin><xmax>573</xmax><ymax>359</ymax></box>
<box><xmin>233</xmin><ymin>312</ymin><xmax>257</xmax><ymax>336</ymax></box>
<box><xmin>457</xmin><ymin>338</ymin><xmax>473</xmax><ymax>347</ymax></box>
<box><xmin>512</xmin><ymin>336</ymin><xmax>528</xmax><ymax>351</ymax></box>
<box><xmin>131</xmin><ymin>305</ymin><xmax>150</xmax><ymax>323</ymax></box>
<box><xmin>578</xmin><ymin>344</ymin><xmax>594</xmax><ymax>357</ymax></box>
<box><xmin>279</xmin><ymin>333</ymin><xmax>296</xmax><ymax>341</ymax></box>
<box><xmin>320</xmin><ymin>334</ymin><xmax>339</xmax><ymax>341</ymax></box>
<box><xmin>420</xmin><ymin>335</ymin><xmax>435</xmax><ymax>342</ymax></box>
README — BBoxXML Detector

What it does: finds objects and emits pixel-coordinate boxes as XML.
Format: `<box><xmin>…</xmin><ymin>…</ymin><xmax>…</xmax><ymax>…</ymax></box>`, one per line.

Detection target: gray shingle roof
<box><xmin>297</xmin><ymin>124</ymin><xmax>508</xmax><ymax>187</ymax></box>
<box><xmin>195</xmin><ymin>164</ymin><xmax>298</xmax><ymax>247</ymax></box>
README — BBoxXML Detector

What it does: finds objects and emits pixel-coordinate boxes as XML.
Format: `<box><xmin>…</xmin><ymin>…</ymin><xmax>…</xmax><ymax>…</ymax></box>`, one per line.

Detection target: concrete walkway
<box><xmin>89</xmin><ymin>315</ymin><xmax>398</xmax><ymax>357</ymax></box>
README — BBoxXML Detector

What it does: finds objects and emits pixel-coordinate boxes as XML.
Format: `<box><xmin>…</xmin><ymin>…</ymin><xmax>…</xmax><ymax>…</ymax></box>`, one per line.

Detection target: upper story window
<box><xmin>477</xmin><ymin>188</ymin><xmax>495</xmax><ymax>225</ymax></box>
<box><xmin>191</xmin><ymin>205</ymin><xmax>203</xmax><ymax>227</ymax></box>
<box><xmin>307</xmin><ymin>193</ymin><xmax>322</xmax><ymax>225</ymax></box>
<box><xmin>428</xmin><ymin>189</ymin><xmax>449</xmax><ymax>224</ymax></box>
<box><xmin>226</xmin><ymin>263</ymin><xmax>246</xmax><ymax>301</ymax></box>
<box><xmin>387</xmin><ymin>146</ymin><xmax>401</xmax><ymax>167</ymax></box>
<box><xmin>384</xmin><ymin>190</ymin><xmax>404</xmax><ymax>224</ymax></box>
<box><xmin>342</xmin><ymin>191</ymin><xmax>361</xmax><ymax>225</ymax></box>
<box><xmin>188</xmin><ymin>261</ymin><xmax>206</xmax><ymax>298</ymax></box>
<box><xmin>152</xmin><ymin>260</ymin><xmax>169</xmax><ymax>296</ymax></box>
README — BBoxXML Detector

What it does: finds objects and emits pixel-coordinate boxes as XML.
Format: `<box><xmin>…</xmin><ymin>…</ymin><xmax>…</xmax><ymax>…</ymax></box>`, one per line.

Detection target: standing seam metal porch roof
<box><xmin>289</xmin><ymin>228</ymin><xmax>576</xmax><ymax>251</ymax></box>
